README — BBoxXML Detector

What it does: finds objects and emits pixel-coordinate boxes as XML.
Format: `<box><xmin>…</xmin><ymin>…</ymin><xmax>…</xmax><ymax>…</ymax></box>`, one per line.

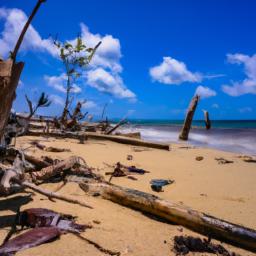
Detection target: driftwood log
<box><xmin>179</xmin><ymin>95</ymin><xmax>199</xmax><ymax>140</ymax></box>
<box><xmin>80</xmin><ymin>182</ymin><xmax>256</xmax><ymax>252</ymax></box>
<box><xmin>31</xmin><ymin>156</ymin><xmax>85</xmax><ymax>180</ymax></box>
<box><xmin>203</xmin><ymin>110</ymin><xmax>211</xmax><ymax>130</ymax></box>
<box><xmin>0</xmin><ymin>0</ymin><xmax>46</xmax><ymax>141</ymax></box>
<box><xmin>22</xmin><ymin>181</ymin><xmax>92</xmax><ymax>208</ymax></box>
<box><xmin>86</xmin><ymin>133</ymin><xmax>170</xmax><ymax>150</ymax></box>
<box><xmin>106</xmin><ymin>117</ymin><xmax>127</xmax><ymax>135</ymax></box>
<box><xmin>27</xmin><ymin>131</ymin><xmax>170</xmax><ymax>150</ymax></box>
<box><xmin>0</xmin><ymin>60</ymin><xmax>24</xmax><ymax>141</ymax></box>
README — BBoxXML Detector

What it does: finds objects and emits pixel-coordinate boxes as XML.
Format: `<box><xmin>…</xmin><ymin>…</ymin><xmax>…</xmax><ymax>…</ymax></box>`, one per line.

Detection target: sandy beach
<box><xmin>1</xmin><ymin>135</ymin><xmax>256</xmax><ymax>255</ymax></box>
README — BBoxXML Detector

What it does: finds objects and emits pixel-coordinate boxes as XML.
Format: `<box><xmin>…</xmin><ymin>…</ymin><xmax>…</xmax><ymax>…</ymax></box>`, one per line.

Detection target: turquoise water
<box><xmin>123</xmin><ymin>119</ymin><xmax>256</xmax><ymax>129</ymax></box>
<box><xmin>114</xmin><ymin>119</ymin><xmax>256</xmax><ymax>155</ymax></box>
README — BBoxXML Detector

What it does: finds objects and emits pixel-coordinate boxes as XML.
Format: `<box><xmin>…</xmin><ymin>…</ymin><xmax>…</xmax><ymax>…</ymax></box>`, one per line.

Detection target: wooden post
<box><xmin>0</xmin><ymin>61</ymin><xmax>24</xmax><ymax>141</ymax></box>
<box><xmin>0</xmin><ymin>0</ymin><xmax>46</xmax><ymax>142</ymax></box>
<box><xmin>203</xmin><ymin>110</ymin><xmax>211</xmax><ymax>130</ymax></box>
<box><xmin>179</xmin><ymin>95</ymin><xmax>199</xmax><ymax>140</ymax></box>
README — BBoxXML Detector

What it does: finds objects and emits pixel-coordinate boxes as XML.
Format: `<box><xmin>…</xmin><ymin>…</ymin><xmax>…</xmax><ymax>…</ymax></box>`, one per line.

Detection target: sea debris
<box><xmin>106</xmin><ymin>162</ymin><xmax>149</xmax><ymax>182</ymax></box>
<box><xmin>0</xmin><ymin>227</ymin><xmax>61</xmax><ymax>255</ymax></box>
<box><xmin>80</xmin><ymin>181</ymin><xmax>256</xmax><ymax>252</ymax></box>
<box><xmin>237</xmin><ymin>155</ymin><xmax>256</xmax><ymax>163</ymax></box>
<box><xmin>215</xmin><ymin>157</ymin><xmax>234</xmax><ymax>164</ymax></box>
<box><xmin>17</xmin><ymin>208</ymin><xmax>91</xmax><ymax>233</ymax></box>
<box><xmin>173</xmin><ymin>235</ymin><xmax>240</xmax><ymax>255</ymax></box>
<box><xmin>31</xmin><ymin>141</ymin><xmax>71</xmax><ymax>152</ymax></box>
<box><xmin>195</xmin><ymin>156</ymin><xmax>204</xmax><ymax>161</ymax></box>
<box><xmin>150</xmin><ymin>179</ymin><xmax>174</xmax><ymax>192</ymax></box>
<box><xmin>127</xmin><ymin>154</ymin><xmax>133</xmax><ymax>160</ymax></box>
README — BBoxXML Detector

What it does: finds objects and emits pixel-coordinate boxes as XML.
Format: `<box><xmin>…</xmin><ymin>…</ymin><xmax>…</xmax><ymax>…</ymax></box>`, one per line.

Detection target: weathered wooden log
<box><xmin>0</xmin><ymin>0</ymin><xmax>46</xmax><ymax>141</ymax></box>
<box><xmin>86</xmin><ymin>133</ymin><xmax>170</xmax><ymax>150</ymax></box>
<box><xmin>179</xmin><ymin>95</ymin><xmax>199</xmax><ymax>140</ymax></box>
<box><xmin>27</xmin><ymin>130</ymin><xmax>87</xmax><ymax>141</ymax></box>
<box><xmin>22</xmin><ymin>181</ymin><xmax>92</xmax><ymax>208</ymax></box>
<box><xmin>115</xmin><ymin>132</ymin><xmax>141</xmax><ymax>139</ymax></box>
<box><xmin>32</xmin><ymin>156</ymin><xmax>85</xmax><ymax>180</ymax></box>
<box><xmin>24</xmin><ymin>154</ymin><xmax>50</xmax><ymax>170</ymax></box>
<box><xmin>203</xmin><ymin>110</ymin><xmax>211</xmax><ymax>130</ymax></box>
<box><xmin>106</xmin><ymin>117</ymin><xmax>127</xmax><ymax>135</ymax></box>
<box><xmin>27</xmin><ymin>131</ymin><xmax>170</xmax><ymax>150</ymax></box>
<box><xmin>80</xmin><ymin>182</ymin><xmax>256</xmax><ymax>252</ymax></box>
<box><xmin>0</xmin><ymin>61</ymin><xmax>24</xmax><ymax>141</ymax></box>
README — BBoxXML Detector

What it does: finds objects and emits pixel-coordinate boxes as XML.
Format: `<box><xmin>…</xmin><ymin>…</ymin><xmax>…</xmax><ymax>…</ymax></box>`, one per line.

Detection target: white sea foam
<box><xmin>119</xmin><ymin>125</ymin><xmax>256</xmax><ymax>155</ymax></box>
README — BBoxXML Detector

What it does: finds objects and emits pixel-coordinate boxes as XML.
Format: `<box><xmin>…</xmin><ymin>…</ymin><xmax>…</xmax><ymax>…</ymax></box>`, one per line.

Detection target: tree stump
<box><xmin>179</xmin><ymin>95</ymin><xmax>199</xmax><ymax>140</ymax></box>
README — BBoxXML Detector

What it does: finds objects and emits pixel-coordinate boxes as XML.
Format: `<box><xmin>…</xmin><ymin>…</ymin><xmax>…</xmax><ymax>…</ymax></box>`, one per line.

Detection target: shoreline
<box><xmin>1</xmin><ymin>135</ymin><xmax>256</xmax><ymax>255</ymax></box>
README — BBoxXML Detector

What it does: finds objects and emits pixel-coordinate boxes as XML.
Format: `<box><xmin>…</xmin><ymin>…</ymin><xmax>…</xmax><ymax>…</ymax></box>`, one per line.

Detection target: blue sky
<box><xmin>1</xmin><ymin>0</ymin><xmax>256</xmax><ymax>120</ymax></box>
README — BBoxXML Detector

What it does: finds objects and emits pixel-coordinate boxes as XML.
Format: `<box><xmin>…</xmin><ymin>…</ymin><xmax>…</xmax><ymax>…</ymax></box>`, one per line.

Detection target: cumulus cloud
<box><xmin>222</xmin><ymin>53</ymin><xmax>256</xmax><ymax>96</ymax></box>
<box><xmin>149</xmin><ymin>57</ymin><xmax>202</xmax><ymax>85</ymax></box>
<box><xmin>0</xmin><ymin>7</ymin><xmax>57</xmax><ymax>58</ymax></box>
<box><xmin>0</xmin><ymin>8</ymin><xmax>135</xmax><ymax>100</ymax></box>
<box><xmin>44</xmin><ymin>74</ymin><xmax>81</xmax><ymax>94</ymax></box>
<box><xmin>195</xmin><ymin>85</ymin><xmax>216</xmax><ymax>99</ymax></box>
<box><xmin>77</xmin><ymin>23</ymin><xmax>136</xmax><ymax>100</ymax></box>
<box><xmin>85</xmin><ymin>68</ymin><xmax>136</xmax><ymax>99</ymax></box>
<box><xmin>79</xmin><ymin>23</ymin><xmax>122</xmax><ymax>73</ymax></box>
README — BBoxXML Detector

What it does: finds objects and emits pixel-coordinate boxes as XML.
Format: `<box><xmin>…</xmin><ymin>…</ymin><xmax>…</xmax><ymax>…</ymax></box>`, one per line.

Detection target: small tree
<box><xmin>25</xmin><ymin>92</ymin><xmax>51</xmax><ymax>119</ymax></box>
<box><xmin>54</xmin><ymin>37</ymin><xmax>101</xmax><ymax>124</ymax></box>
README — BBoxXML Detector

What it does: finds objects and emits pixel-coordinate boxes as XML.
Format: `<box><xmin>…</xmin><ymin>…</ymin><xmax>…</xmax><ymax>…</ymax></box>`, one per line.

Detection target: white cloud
<box><xmin>77</xmin><ymin>23</ymin><xmax>136</xmax><ymax>100</ymax></box>
<box><xmin>0</xmin><ymin>8</ymin><xmax>57</xmax><ymax>58</ymax></box>
<box><xmin>222</xmin><ymin>53</ymin><xmax>256</xmax><ymax>96</ymax></box>
<box><xmin>44</xmin><ymin>74</ymin><xmax>81</xmax><ymax>94</ymax></box>
<box><xmin>238</xmin><ymin>107</ymin><xmax>252</xmax><ymax>113</ymax></box>
<box><xmin>79</xmin><ymin>23</ymin><xmax>122</xmax><ymax>73</ymax></box>
<box><xmin>195</xmin><ymin>85</ymin><xmax>216</xmax><ymax>99</ymax></box>
<box><xmin>149</xmin><ymin>57</ymin><xmax>202</xmax><ymax>85</ymax></box>
<box><xmin>85</xmin><ymin>68</ymin><xmax>136</xmax><ymax>100</ymax></box>
<box><xmin>49</xmin><ymin>95</ymin><xmax>64</xmax><ymax>106</ymax></box>
<box><xmin>0</xmin><ymin>8</ymin><xmax>135</xmax><ymax>101</ymax></box>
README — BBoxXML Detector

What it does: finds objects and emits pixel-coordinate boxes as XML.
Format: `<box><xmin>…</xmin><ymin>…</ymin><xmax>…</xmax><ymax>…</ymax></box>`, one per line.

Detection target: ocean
<box><xmin>117</xmin><ymin>120</ymin><xmax>256</xmax><ymax>155</ymax></box>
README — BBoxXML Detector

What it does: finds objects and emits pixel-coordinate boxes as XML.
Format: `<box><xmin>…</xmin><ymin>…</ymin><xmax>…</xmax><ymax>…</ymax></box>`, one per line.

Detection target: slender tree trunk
<box><xmin>61</xmin><ymin>75</ymin><xmax>71</xmax><ymax>124</ymax></box>
<box><xmin>0</xmin><ymin>61</ymin><xmax>24</xmax><ymax>141</ymax></box>
<box><xmin>179</xmin><ymin>95</ymin><xmax>199</xmax><ymax>140</ymax></box>
<box><xmin>11</xmin><ymin>0</ymin><xmax>46</xmax><ymax>61</ymax></box>
<box><xmin>0</xmin><ymin>0</ymin><xmax>46</xmax><ymax>142</ymax></box>
<box><xmin>203</xmin><ymin>110</ymin><xmax>211</xmax><ymax>130</ymax></box>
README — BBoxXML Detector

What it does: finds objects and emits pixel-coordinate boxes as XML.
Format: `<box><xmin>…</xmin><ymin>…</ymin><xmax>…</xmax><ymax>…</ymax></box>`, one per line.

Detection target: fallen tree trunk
<box><xmin>0</xmin><ymin>61</ymin><xmax>24</xmax><ymax>141</ymax></box>
<box><xmin>22</xmin><ymin>181</ymin><xmax>92</xmax><ymax>208</ymax></box>
<box><xmin>179</xmin><ymin>95</ymin><xmax>199</xmax><ymax>140</ymax></box>
<box><xmin>27</xmin><ymin>131</ymin><xmax>170</xmax><ymax>150</ymax></box>
<box><xmin>106</xmin><ymin>117</ymin><xmax>127</xmax><ymax>135</ymax></box>
<box><xmin>27</xmin><ymin>130</ymin><xmax>87</xmax><ymax>141</ymax></box>
<box><xmin>31</xmin><ymin>156</ymin><xmax>85</xmax><ymax>180</ymax></box>
<box><xmin>0</xmin><ymin>0</ymin><xmax>46</xmax><ymax>142</ymax></box>
<box><xmin>86</xmin><ymin>133</ymin><xmax>170</xmax><ymax>150</ymax></box>
<box><xmin>80</xmin><ymin>182</ymin><xmax>256</xmax><ymax>252</ymax></box>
